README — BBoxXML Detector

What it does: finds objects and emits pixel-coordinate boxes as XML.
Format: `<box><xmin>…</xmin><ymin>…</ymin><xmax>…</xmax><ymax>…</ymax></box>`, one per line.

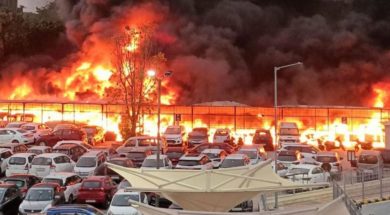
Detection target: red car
<box><xmin>1</xmin><ymin>174</ymin><xmax>41</xmax><ymax>198</ymax></box>
<box><xmin>77</xmin><ymin>176</ymin><xmax>117</xmax><ymax>208</ymax></box>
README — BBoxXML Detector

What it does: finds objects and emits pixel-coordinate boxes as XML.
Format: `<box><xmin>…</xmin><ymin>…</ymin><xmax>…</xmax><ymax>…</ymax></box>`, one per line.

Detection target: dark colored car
<box><xmin>252</xmin><ymin>129</ymin><xmax>274</xmax><ymax>151</ymax></box>
<box><xmin>95</xmin><ymin>157</ymin><xmax>134</xmax><ymax>183</ymax></box>
<box><xmin>35</xmin><ymin>128</ymin><xmax>87</xmax><ymax>147</ymax></box>
<box><xmin>0</xmin><ymin>184</ymin><xmax>22</xmax><ymax>214</ymax></box>
<box><xmin>47</xmin><ymin>204</ymin><xmax>105</xmax><ymax>215</ymax></box>
<box><xmin>379</xmin><ymin>149</ymin><xmax>390</xmax><ymax>168</ymax></box>
<box><xmin>77</xmin><ymin>176</ymin><xmax>117</xmax><ymax>209</ymax></box>
<box><xmin>53</xmin><ymin>144</ymin><xmax>88</xmax><ymax>162</ymax></box>
<box><xmin>1</xmin><ymin>174</ymin><xmax>41</xmax><ymax>198</ymax></box>
<box><xmin>82</xmin><ymin>125</ymin><xmax>105</xmax><ymax>145</ymax></box>
<box><xmin>189</xmin><ymin>143</ymin><xmax>236</xmax><ymax>155</ymax></box>
<box><xmin>166</xmin><ymin>147</ymin><xmax>188</xmax><ymax>166</ymax></box>
<box><xmin>124</xmin><ymin>148</ymin><xmax>153</xmax><ymax>167</ymax></box>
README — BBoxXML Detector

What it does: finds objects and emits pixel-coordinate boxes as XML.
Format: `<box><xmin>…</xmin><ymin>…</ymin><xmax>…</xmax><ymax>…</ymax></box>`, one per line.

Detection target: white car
<box><xmin>237</xmin><ymin>146</ymin><xmax>267</xmax><ymax>165</ymax></box>
<box><xmin>6</xmin><ymin>153</ymin><xmax>36</xmax><ymax>176</ymax></box>
<box><xmin>220</xmin><ymin>154</ymin><xmax>251</xmax><ymax>168</ymax></box>
<box><xmin>279</xmin><ymin>143</ymin><xmax>319</xmax><ymax>162</ymax></box>
<box><xmin>278</xmin><ymin>122</ymin><xmax>300</xmax><ymax>145</ymax></box>
<box><xmin>74</xmin><ymin>150</ymin><xmax>106</xmax><ymax>178</ymax></box>
<box><xmin>53</xmin><ymin>140</ymin><xmax>92</xmax><ymax>151</ymax></box>
<box><xmin>141</xmin><ymin>154</ymin><xmax>173</xmax><ymax>169</ymax></box>
<box><xmin>315</xmin><ymin>151</ymin><xmax>343</xmax><ymax>174</ymax></box>
<box><xmin>213</xmin><ymin>128</ymin><xmax>233</xmax><ymax>144</ymax></box>
<box><xmin>27</xmin><ymin>146</ymin><xmax>53</xmax><ymax>155</ymax></box>
<box><xmin>200</xmin><ymin>148</ymin><xmax>227</xmax><ymax>168</ymax></box>
<box><xmin>117</xmin><ymin>136</ymin><xmax>166</xmax><ymax>154</ymax></box>
<box><xmin>108</xmin><ymin>189</ymin><xmax>146</xmax><ymax>215</ymax></box>
<box><xmin>286</xmin><ymin>164</ymin><xmax>330</xmax><ymax>184</ymax></box>
<box><xmin>5</xmin><ymin>122</ymin><xmax>27</xmax><ymax>128</ymax></box>
<box><xmin>175</xmin><ymin>154</ymin><xmax>214</xmax><ymax>170</ymax></box>
<box><xmin>0</xmin><ymin>142</ymin><xmax>29</xmax><ymax>153</ymax></box>
<box><xmin>163</xmin><ymin>125</ymin><xmax>186</xmax><ymax>146</ymax></box>
<box><xmin>30</xmin><ymin>153</ymin><xmax>75</xmax><ymax>178</ymax></box>
<box><xmin>0</xmin><ymin>148</ymin><xmax>13</xmax><ymax>174</ymax></box>
<box><xmin>42</xmin><ymin>172</ymin><xmax>82</xmax><ymax>203</ymax></box>
<box><xmin>0</xmin><ymin>128</ymin><xmax>34</xmax><ymax>144</ymax></box>
<box><xmin>21</xmin><ymin>123</ymin><xmax>51</xmax><ymax>140</ymax></box>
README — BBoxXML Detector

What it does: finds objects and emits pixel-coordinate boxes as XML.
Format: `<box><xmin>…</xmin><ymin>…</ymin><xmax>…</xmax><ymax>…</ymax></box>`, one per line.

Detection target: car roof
<box><xmin>0</xmin><ymin>148</ymin><xmax>12</xmax><ymax>153</ymax></box>
<box><xmin>225</xmin><ymin>154</ymin><xmax>248</xmax><ymax>159</ymax></box>
<box><xmin>0</xmin><ymin>184</ymin><xmax>17</xmax><ymax>189</ymax></box>
<box><xmin>180</xmin><ymin>154</ymin><xmax>205</xmax><ymax>161</ymax></box>
<box><xmin>57</xmin><ymin>140</ymin><xmax>84</xmax><ymax>144</ymax></box>
<box><xmin>290</xmin><ymin>164</ymin><xmax>318</xmax><ymax>169</ymax></box>
<box><xmin>81</xmin><ymin>150</ymin><xmax>104</xmax><ymax>157</ymax></box>
<box><xmin>127</xmin><ymin>147</ymin><xmax>152</xmax><ymax>152</ymax></box>
<box><xmin>166</xmin><ymin>147</ymin><xmax>185</xmax><ymax>152</ymax></box>
<box><xmin>126</xmin><ymin>135</ymin><xmax>155</xmax><ymax>140</ymax></box>
<box><xmin>32</xmin><ymin>182</ymin><xmax>59</xmax><ymax>188</ymax></box>
<box><xmin>22</xmin><ymin>123</ymin><xmax>39</xmax><ymax>126</ymax></box>
<box><xmin>54</xmin><ymin>144</ymin><xmax>78</xmax><ymax>149</ymax></box>
<box><xmin>83</xmin><ymin>176</ymin><xmax>108</xmax><ymax>181</ymax></box>
<box><xmin>201</xmin><ymin>148</ymin><xmax>224</xmax><ymax>153</ymax></box>
<box><xmin>145</xmin><ymin>154</ymin><xmax>168</xmax><ymax>159</ymax></box>
<box><xmin>35</xmin><ymin>153</ymin><xmax>67</xmax><ymax>158</ymax></box>
<box><xmin>9</xmin><ymin>153</ymin><xmax>35</xmax><ymax>157</ymax></box>
<box><xmin>317</xmin><ymin>151</ymin><xmax>337</xmax><ymax>156</ymax></box>
<box><xmin>282</xmin><ymin>143</ymin><xmax>311</xmax><ymax>147</ymax></box>
<box><xmin>278</xmin><ymin>150</ymin><xmax>299</xmax><ymax>155</ymax></box>
<box><xmin>29</xmin><ymin>146</ymin><xmax>51</xmax><ymax>150</ymax></box>
<box><xmin>360</xmin><ymin>150</ymin><xmax>381</xmax><ymax>155</ymax></box>
<box><xmin>44</xmin><ymin>172</ymin><xmax>77</xmax><ymax>179</ymax></box>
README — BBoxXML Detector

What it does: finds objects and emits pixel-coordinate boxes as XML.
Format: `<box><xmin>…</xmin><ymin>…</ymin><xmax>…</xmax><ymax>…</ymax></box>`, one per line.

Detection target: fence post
<box><xmin>361</xmin><ymin>170</ymin><xmax>365</xmax><ymax>202</ymax></box>
<box><xmin>379</xmin><ymin>166</ymin><xmax>383</xmax><ymax>199</ymax></box>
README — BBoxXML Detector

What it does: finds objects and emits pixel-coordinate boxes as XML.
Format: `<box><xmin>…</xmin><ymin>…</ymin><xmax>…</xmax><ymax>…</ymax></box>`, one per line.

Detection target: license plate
<box><xmin>86</xmin><ymin>200</ymin><xmax>96</xmax><ymax>203</ymax></box>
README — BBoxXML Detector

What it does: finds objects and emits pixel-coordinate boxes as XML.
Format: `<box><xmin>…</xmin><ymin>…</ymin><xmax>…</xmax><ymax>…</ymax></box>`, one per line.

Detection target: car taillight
<box><xmin>100</xmin><ymin>187</ymin><xmax>105</xmax><ymax>191</ymax></box>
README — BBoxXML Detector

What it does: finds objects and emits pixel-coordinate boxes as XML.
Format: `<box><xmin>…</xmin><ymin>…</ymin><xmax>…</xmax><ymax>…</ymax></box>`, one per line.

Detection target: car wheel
<box><xmin>38</xmin><ymin>141</ymin><xmax>46</xmax><ymax>146</ymax></box>
<box><xmin>11</xmin><ymin>140</ymin><xmax>19</xmax><ymax>143</ymax></box>
<box><xmin>68</xmin><ymin>195</ymin><xmax>73</xmax><ymax>203</ymax></box>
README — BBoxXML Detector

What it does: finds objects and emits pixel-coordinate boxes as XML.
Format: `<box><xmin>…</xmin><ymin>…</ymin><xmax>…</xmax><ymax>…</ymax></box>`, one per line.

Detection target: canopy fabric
<box><xmin>107</xmin><ymin>160</ymin><xmax>327</xmax><ymax>212</ymax></box>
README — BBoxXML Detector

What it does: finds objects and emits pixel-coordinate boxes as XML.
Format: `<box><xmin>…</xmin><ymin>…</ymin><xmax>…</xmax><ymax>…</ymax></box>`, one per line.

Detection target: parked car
<box><xmin>378</xmin><ymin>149</ymin><xmax>390</xmax><ymax>168</ymax></box>
<box><xmin>82</xmin><ymin>125</ymin><xmax>105</xmax><ymax>145</ymax></box>
<box><xmin>220</xmin><ymin>154</ymin><xmax>251</xmax><ymax>168</ymax></box>
<box><xmin>0</xmin><ymin>148</ymin><xmax>13</xmax><ymax>175</ymax></box>
<box><xmin>35</xmin><ymin>128</ymin><xmax>87</xmax><ymax>147</ymax></box>
<box><xmin>279</xmin><ymin>143</ymin><xmax>319</xmax><ymax>162</ymax></box>
<box><xmin>237</xmin><ymin>146</ymin><xmax>267</xmax><ymax>165</ymax></box>
<box><xmin>213</xmin><ymin>128</ymin><xmax>234</xmax><ymax>144</ymax></box>
<box><xmin>0</xmin><ymin>128</ymin><xmax>34</xmax><ymax>144</ymax></box>
<box><xmin>163</xmin><ymin>125</ymin><xmax>187</xmax><ymax>146</ymax></box>
<box><xmin>277</xmin><ymin>150</ymin><xmax>302</xmax><ymax>168</ymax></box>
<box><xmin>53</xmin><ymin>123</ymin><xmax>78</xmax><ymax>131</ymax></box>
<box><xmin>42</xmin><ymin>172</ymin><xmax>83</xmax><ymax>203</ymax></box>
<box><xmin>53</xmin><ymin>140</ymin><xmax>93</xmax><ymax>150</ymax></box>
<box><xmin>0</xmin><ymin>142</ymin><xmax>29</xmax><ymax>153</ymax></box>
<box><xmin>30</xmin><ymin>153</ymin><xmax>75</xmax><ymax>178</ymax></box>
<box><xmin>27</xmin><ymin>146</ymin><xmax>52</xmax><ymax>155</ymax></box>
<box><xmin>357</xmin><ymin>150</ymin><xmax>383</xmax><ymax>182</ymax></box>
<box><xmin>165</xmin><ymin>147</ymin><xmax>188</xmax><ymax>166</ymax></box>
<box><xmin>1</xmin><ymin>174</ymin><xmax>41</xmax><ymax>198</ymax></box>
<box><xmin>117</xmin><ymin>179</ymin><xmax>132</xmax><ymax>190</ymax></box>
<box><xmin>175</xmin><ymin>154</ymin><xmax>214</xmax><ymax>170</ymax></box>
<box><xmin>74</xmin><ymin>150</ymin><xmax>107</xmax><ymax>178</ymax></box>
<box><xmin>90</xmin><ymin>145</ymin><xmax>117</xmax><ymax>157</ymax></box>
<box><xmin>108</xmin><ymin>189</ymin><xmax>146</xmax><ymax>215</ymax></box>
<box><xmin>117</xmin><ymin>136</ymin><xmax>167</xmax><ymax>154</ymax></box>
<box><xmin>77</xmin><ymin>176</ymin><xmax>117</xmax><ymax>208</ymax></box>
<box><xmin>5</xmin><ymin>122</ymin><xmax>27</xmax><ymax>128</ymax></box>
<box><xmin>46</xmin><ymin>204</ymin><xmax>105</xmax><ymax>215</ymax></box>
<box><xmin>286</xmin><ymin>164</ymin><xmax>330</xmax><ymax>184</ymax></box>
<box><xmin>124</xmin><ymin>148</ymin><xmax>153</xmax><ymax>168</ymax></box>
<box><xmin>189</xmin><ymin>127</ymin><xmax>209</xmax><ymax>145</ymax></box>
<box><xmin>19</xmin><ymin>183</ymin><xmax>66</xmax><ymax>214</ymax></box>
<box><xmin>252</xmin><ymin>129</ymin><xmax>274</xmax><ymax>151</ymax></box>
<box><xmin>189</xmin><ymin>143</ymin><xmax>236</xmax><ymax>154</ymax></box>
<box><xmin>141</xmin><ymin>154</ymin><xmax>173</xmax><ymax>169</ymax></box>
<box><xmin>53</xmin><ymin>143</ymin><xmax>88</xmax><ymax>162</ymax></box>
<box><xmin>21</xmin><ymin>123</ymin><xmax>51</xmax><ymax>140</ymax></box>
<box><xmin>0</xmin><ymin>184</ymin><xmax>23</xmax><ymax>215</ymax></box>
<box><xmin>95</xmin><ymin>157</ymin><xmax>133</xmax><ymax>182</ymax></box>
<box><xmin>315</xmin><ymin>151</ymin><xmax>343</xmax><ymax>174</ymax></box>
<box><xmin>5</xmin><ymin>153</ymin><xmax>35</xmax><ymax>176</ymax></box>
<box><xmin>200</xmin><ymin>148</ymin><xmax>228</xmax><ymax>168</ymax></box>
<box><xmin>278</xmin><ymin>122</ymin><xmax>300</xmax><ymax>145</ymax></box>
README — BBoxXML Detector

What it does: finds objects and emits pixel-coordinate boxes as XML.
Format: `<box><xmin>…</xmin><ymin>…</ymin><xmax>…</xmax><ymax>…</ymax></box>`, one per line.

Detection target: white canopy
<box><xmin>107</xmin><ymin>160</ymin><xmax>327</xmax><ymax>212</ymax></box>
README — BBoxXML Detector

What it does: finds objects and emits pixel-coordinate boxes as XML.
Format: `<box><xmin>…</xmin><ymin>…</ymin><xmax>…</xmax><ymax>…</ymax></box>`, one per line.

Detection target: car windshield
<box><xmin>165</xmin><ymin>127</ymin><xmax>181</xmax><ymax>134</ymax></box>
<box><xmin>166</xmin><ymin>151</ymin><xmax>183</xmax><ymax>159</ymax></box>
<box><xmin>316</xmin><ymin>156</ymin><xmax>337</xmax><ymax>163</ymax></box>
<box><xmin>142</xmin><ymin>159</ymin><xmax>165</xmax><ymax>167</ymax></box>
<box><xmin>53</xmin><ymin>149</ymin><xmax>70</xmax><ymax>155</ymax></box>
<box><xmin>3</xmin><ymin>179</ymin><xmax>25</xmax><ymax>188</ymax></box>
<box><xmin>278</xmin><ymin>155</ymin><xmax>297</xmax><ymax>162</ymax></box>
<box><xmin>359</xmin><ymin>155</ymin><xmax>378</xmax><ymax>164</ymax></box>
<box><xmin>177</xmin><ymin>160</ymin><xmax>200</xmax><ymax>166</ymax></box>
<box><xmin>27</xmin><ymin>149</ymin><xmax>43</xmax><ymax>155</ymax></box>
<box><xmin>288</xmin><ymin>168</ymin><xmax>310</xmax><ymax>175</ymax></box>
<box><xmin>220</xmin><ymin>159</ymin><xmax>245</xmax><ymax>168</ymax></box>
<box><xmin>8</xmin><ymin>157</ymin><xmax>26</xmax><ymax>165</ymax></box>
<box><xmin>26</xmin><ymin>188</ymin><xmax>54</xmax><ymax>201</ymax></box>
<box><xmin>76</xmin><ymin>157</ymin><xmax>96</xmax><ymax>167</ymax></box>
<box><xmin>21</xmin><ymin>126</ymin><xmax>35</xmax><ymax>131</ymax></box>
<box><xmin>280</xmin><ymin>128</ymin><xmax>299</xmax><ymax>135</ymax></box>
<box><xmin>238</xmin><ymin>150</ymin><xmax>257</xmax><ymax>159</ymax></box>
<box><xmin>82</xmin><ymin>181</ymin><xmax>101</xmax><ymax>188</ymax></box>
<box><xmin>42</xmin><ymin>178</ymin><xmax>63</xmax><ymax>186</ymax></box>
<box><xmin>112</xmin><ymin>194</ymin><xmax>140</xmax><ymax>206</ymax></box>
<box><xmin>32</xmin><ymin>157</ymin><xmax>52</xmax><ymax>165</ymax></box>
<box><xmin>127</xmin><ymin>152</ymin><xmax>146</xmax><ymax>160</ymax></box>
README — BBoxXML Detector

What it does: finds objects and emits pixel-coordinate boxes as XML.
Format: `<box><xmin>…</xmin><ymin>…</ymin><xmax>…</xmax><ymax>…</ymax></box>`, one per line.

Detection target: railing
<box><xmin>333</xmin><ymin>182</ymin><xmax>362</xmax><ymax>215</ymax></box>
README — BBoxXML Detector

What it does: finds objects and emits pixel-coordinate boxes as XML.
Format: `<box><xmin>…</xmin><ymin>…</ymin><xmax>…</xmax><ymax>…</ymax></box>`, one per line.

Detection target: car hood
<box><xmin>20</xmin><ymin>200</ymin><xmax>52</xmax><ymax>211</ymax></box>
<box><xmin>109</xmin><ymin>206</ymin><xmax>140</xmax><ymax>215</ymax></box>
<box><xmin>164</xmin><ymin>134</ymin><xmax>181</xmax><ymax>139</ymax></box>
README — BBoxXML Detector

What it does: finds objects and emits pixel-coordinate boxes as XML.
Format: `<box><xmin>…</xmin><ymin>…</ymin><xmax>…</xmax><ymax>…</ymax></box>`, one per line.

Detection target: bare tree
<box><xmin>106</xmin><ymin>25</ymin><xmax>166</xmax><ymax>139</ymax></box>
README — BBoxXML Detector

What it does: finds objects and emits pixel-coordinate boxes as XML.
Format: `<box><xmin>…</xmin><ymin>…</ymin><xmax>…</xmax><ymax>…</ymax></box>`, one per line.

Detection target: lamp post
<box><xmin>147</xmin><ymin>69</ymin><xmax>173</xmax><ymax>169</ymax></box>
<box><xmin>273</xmin><ymin>61</ymin><xmax>302</xmax><ymax>209</ymax></box>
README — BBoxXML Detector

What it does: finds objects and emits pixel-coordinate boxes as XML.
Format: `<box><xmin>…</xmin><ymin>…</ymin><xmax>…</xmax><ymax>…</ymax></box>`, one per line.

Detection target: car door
<box><xmin>311</xmin><ymin>167</ymin><xmax>325</xmax><ymax>183</ymax></box>
<box><xmin>62</xmin><ymin>155</ymin><xmax>74</xmax><ymax>172</ymax></box>
<box><xmin>0</xmin><ymin>130</ymin><xmax>8</xmax><ymax>143</ymax></box>
<box><xmin>4</xmin><ymin>130</ymin><xmax>15</xmax><ymax>142</ymax></box>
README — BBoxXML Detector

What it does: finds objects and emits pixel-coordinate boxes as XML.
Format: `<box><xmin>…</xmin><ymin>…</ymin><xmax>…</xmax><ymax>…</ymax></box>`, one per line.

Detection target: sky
<box><xmin>18</xmin><ymin>0</ymin><xmax>54</xmax><ymax>13</ymax></box>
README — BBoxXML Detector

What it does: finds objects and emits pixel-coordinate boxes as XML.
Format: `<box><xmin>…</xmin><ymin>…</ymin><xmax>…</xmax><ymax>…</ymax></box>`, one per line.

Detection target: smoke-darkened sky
<box><xmin>3</xmin><ymin>0</ymin><xmax>390</xmax><ymax>107</ymax></box>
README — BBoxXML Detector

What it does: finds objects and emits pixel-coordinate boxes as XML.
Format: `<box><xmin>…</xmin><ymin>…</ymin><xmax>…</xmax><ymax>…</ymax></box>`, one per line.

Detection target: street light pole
<box><xmin>273</xmin><ymin>61</ymin><xmax>302</xmax><ymax>209</ymax></box>
<box><xmin>156</xmin><ymin>78</ymin><xmax>161</xmax><ymax>170</ymax></box>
